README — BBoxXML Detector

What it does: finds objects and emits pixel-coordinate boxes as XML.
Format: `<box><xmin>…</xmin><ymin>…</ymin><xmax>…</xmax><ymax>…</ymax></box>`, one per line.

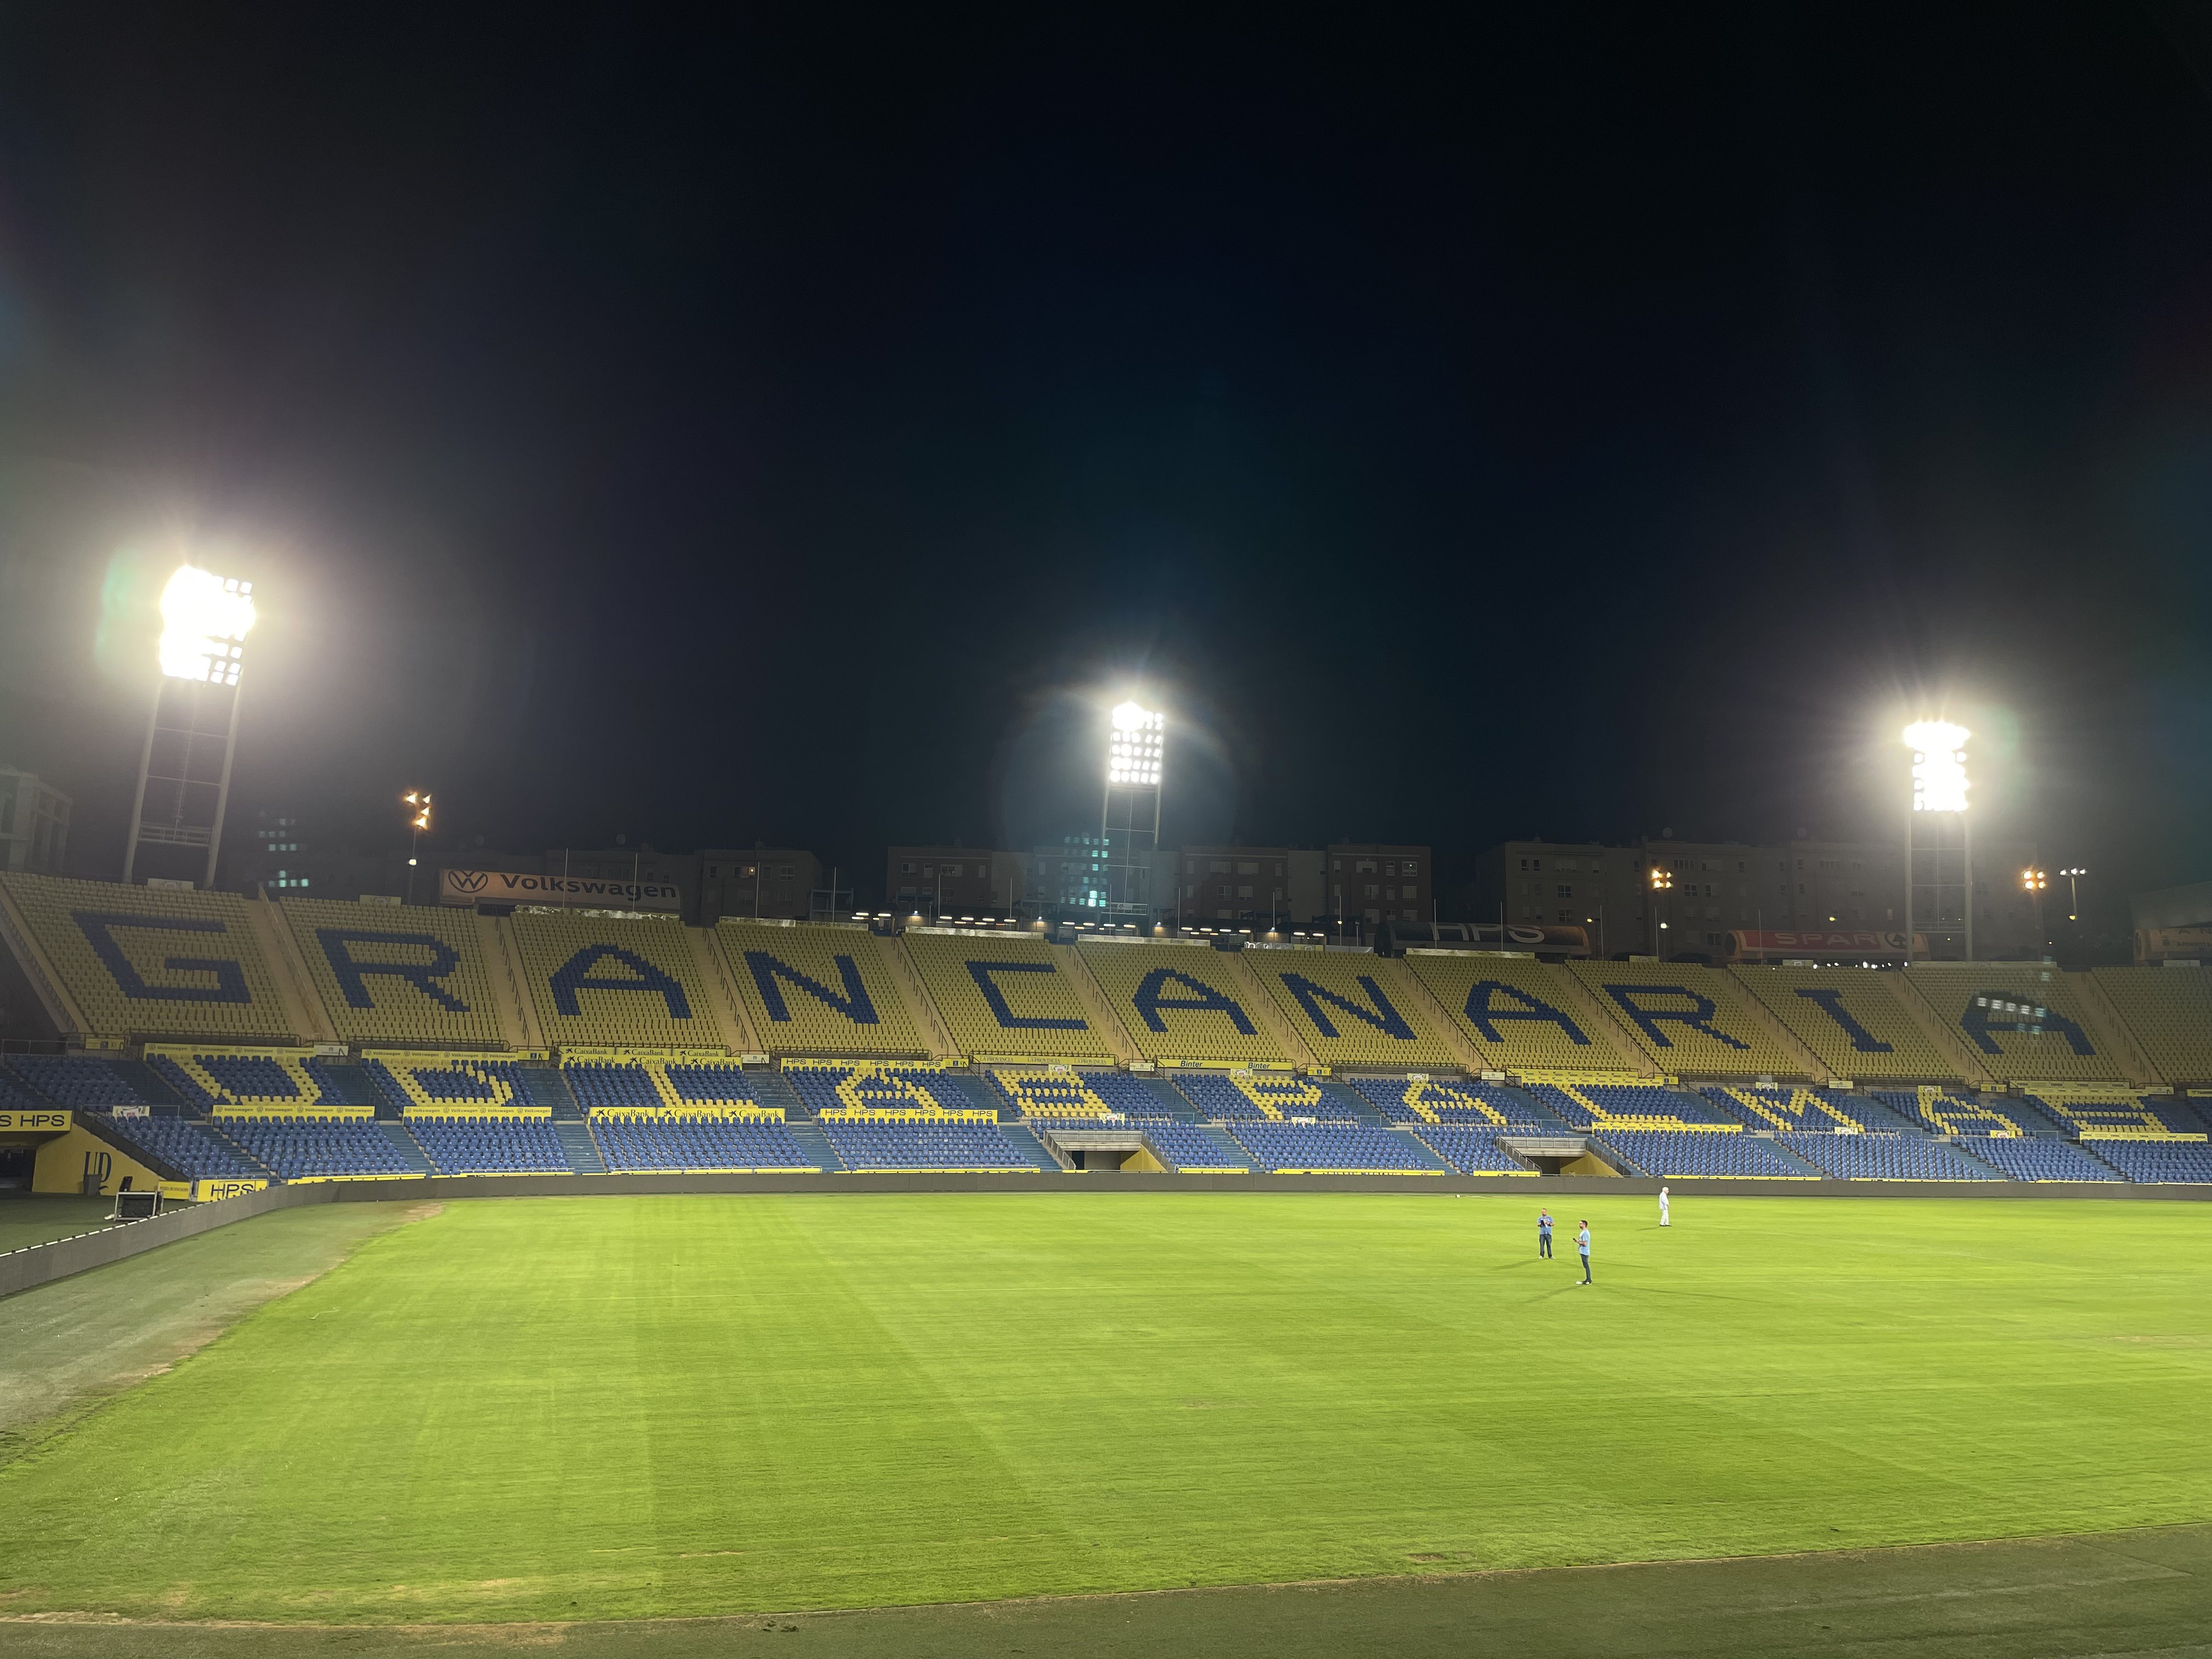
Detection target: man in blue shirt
<box><xmin>1537</xmin><ymin>1208</ymin><xmax>1554</xmax><ymax>1259</ymax></box>
<box><xmin>1577</xmin><ymin>1220</ymin><xmax>1593</xmax><ymax>1284</ymax></box>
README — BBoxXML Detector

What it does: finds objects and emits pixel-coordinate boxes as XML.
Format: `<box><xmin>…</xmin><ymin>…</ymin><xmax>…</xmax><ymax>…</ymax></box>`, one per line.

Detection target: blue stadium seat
<box><xmin>592</xmin><ymin>1116</ymin><xmax>817</xmax><ymax>1172</ymax></box>
<box><xmin>407</xmin><ymin>1118</ymin><xmax>571</xmax><ymax>1175</ymax></box>
<box><xmin>1138</xmin><ymin>1122</ymin><xmax>1250</xmax><ymax>1170</ymax></box>
<box><xmin>1594</xmin><ymin>1130</ymin><xmax>1811</xmax><ymax>1178</ymax></box>
<box><xmin>98</xmin><ymin>1115</ymin><xmax>261</xmax><ymax>1178</ymax></box>
<box><xmin>1412</xmin><ymin>1127</ymin><xmax>1536</xmax><ymax>1174</ymax></box>
<box><xmin>2079</xmin><ymin>1139</ymin><xmax>2212</xmax><ymax>1183</ymax></box>
<box><xmin>1172</xmin><ymin>1073</ymin><xmax>1359</xmax><ymax>1121</ymax></box>
<box><xmin>1960</xmin><ymin>1137</ymin><xmax>2122</xmax><ymax>1182</ymax></box>
<box><xmin>1776</xmin><ymin>1134</ymin><xmax>2004</xmax><ymax>1181</ymax></box>
<box><xmin>221</xmin><ymin>1117</ymin><xmax>415</xmax><ymax>1179</ymax></box>
<box><xmin>7</xmin><ymin>1054</ymin><xmax>171</xmax><ymax>1110</ymax></box>
<box><xmin>818</xmin><ymin>1119</ymin><xmax>1033</xmax><ymax>1171</ymax></box>
<box><xmin>1226</xmin><ymin>1122</ymin><xmax>1445</xmax><ymax>1172</ymax></box>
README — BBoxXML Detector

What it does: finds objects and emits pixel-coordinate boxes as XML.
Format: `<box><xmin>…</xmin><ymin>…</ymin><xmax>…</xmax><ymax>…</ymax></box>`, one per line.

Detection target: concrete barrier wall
<box><xmin>0</xmin><ymin>1182</ymin><xmax>323</xmax><ymax>1300</ymax></box>
<box><xmin>5</xmin><ymin>1171</ymin><xmax>2207</xmax><ymax>1302</ymax></box>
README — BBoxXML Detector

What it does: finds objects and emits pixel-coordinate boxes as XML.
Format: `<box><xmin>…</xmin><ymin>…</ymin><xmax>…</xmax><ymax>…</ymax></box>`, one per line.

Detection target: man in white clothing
<box><xmin>1658</xmin><ymin>1185</ymin><xmax>1670</xmax><ymax>1227</ymax></box>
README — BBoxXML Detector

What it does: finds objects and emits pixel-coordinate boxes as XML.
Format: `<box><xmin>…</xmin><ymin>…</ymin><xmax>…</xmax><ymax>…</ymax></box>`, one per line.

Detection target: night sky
<box><xmin>3</xmin><ymin>7</ymin><xmax>2212</xmax><ymax>922</ymax></box>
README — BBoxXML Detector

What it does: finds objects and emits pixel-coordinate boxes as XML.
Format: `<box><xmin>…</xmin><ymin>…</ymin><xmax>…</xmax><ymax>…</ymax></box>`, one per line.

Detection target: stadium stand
<box><xmin>1245</xmin><ymin>951</ymin><xmax>1463</xmax><ymax>1070</ymax></box>
<box><xmin>98</xmin><ymin>1115</ymin><xmax>262</xmax><ymax>1180</ymax></box>
<box><xmin>0</xmin><ymin>874</ymin><xmax>297</xmax><ymax>1040</ymax></box>
<box><xmin>819</xmin><ymin>1118</ymin><xmax>1034</xmax><ymax>1171</ymax></box>
<box><xmin>591</xmin><ymin>1115</ymin><xmax>819</xmax><ymax>1172</ymax></box>
<box><xmin>1731</xmin><ymin>967</ymin><xmax>1968</xmax><ymax>1082</ymax></box>
<box><xmin>4</xmin><ymin>1053</ymin><xmax>172</xmax><ymax>1109</ymax></box>
<box><xmin>1171</xmin><ymin>1070</ymin><xmax>1358</xmax><ymax>1121</ymax></box>
<box><xmin>991</xmin><ymin>1067</ymin><xmax>1177</xmax><ymax>1120</ymax></box>
<box><xmin>1700</xmin><ymin>1085</ymin><xmax>1914</xmax><ymax>1134</ymax></box>
<box><xmin>1137</xmin><ymin>1122</ymin><xmax>1250</xmax><ymax>1171</ymax></box>
<box><xmin>1345</xmin><ymin>1075</ymin><xmax>1556</xmax><ymax>1130</ymax></box>
<box><xmin>1226</xmin><ymin>1121</ymin><xmax>1446</xmax><ymax>1173</ymax></box>
<box><xmin>1778</xmin><ymin>1133</ymin><xmax>2004</xmax><ymax>1181</ymax></box>
<box><xmin>1400</xmin><ymin>953</ymin><xmax>1637</xmax><ymax>1073</ymax></box>
<box><xmin>1960</xmin><ymin>1137</ymin><xmax>2123</xmax><ymax>1182</ymax></box>
<box><xmin>1594</xmin><ymin>1131</ymin><xmax>1814</xmax><ymax>1179</ymax></box>
<box><xmin>562</xmin><ymin>1053</ymin><xmax>772</xmax><ymax>1115</ymax></box>
<box><xmin>1520</xmin><ymin>1075</ymin><xmax>1738</xmax><ymax>1132</ymax></box>
<box><xmin>901</xmin><ymin>930</ymin><xmax>1115</xmax><ymax>1060</ymax></box>
<box><xmin>508</xmin><ymin>911</ymin><xmax>722</xmax><ymax>1051</ymax></box>
<box><xmin>718</xmin><ymin>921</ymin><xmax>927</xmax><ymax>1057</ymax></box>
<box><xmin>2092</xmin><ymin>967</ymin><xmax>2212</xmax><ymax>1084</ymax></box>
<box><xmin>1076</xmin><ymin>940</ymin><xmax>1288</xmax><ymax>1063</ymax></box>
<box><xmin>2020</xmin><ymin>1087</ymin><xmax>2210</xmax><ymax>1141</ymax></box>
<box><xmin>407</xmin><ymin>1118</ymin><xmax>571</xmax><ymax>1174</ymax></box>
<box><xmin>783</xmin><ymin>1059</ymin><xmax>984</xmax><ymax>1119</ymax></box>
<box><xmin>2084</xmin><ymin>1139</ymin><xmax>2212</xmax><ymax>1182</ymax></box>
<box><xmin>279</xmin><ymin>898</ymin><xmax>510</xmax><ymax>1048</ymax></box>
<box><xmin>144</xmin><ymin>1045</ymin><xmax>369</xmax><ymax>1116</ymax></box>
<box><xmin>1567</xmin><ymin>961</ymin><xmax>1809</xmax><ymax>1078</ymax></box>
<box><xmin>1871</xmin><ymin>1086</ymin><xmax>2058</xmax><ymax>1138</ymax></box>
<box><xmin>0</xmin><ymin>1068</ymin><xmax>43</xmax><ymax>1109</ymax></box>
<box><xmin>363</xmin><ymin>1053</ymin><xmax>547</xmax><ymax>1116</ymax></box>
<box><xmin>1410</xmin><ymin>1126</ymin><xmax>1537</xmax><ymax>1174</ymax></box>
<box><xmin>1899</xmin><ymin>965</ymin><xmax>2128</xmax><ymax>1084</ymax></box>
<box><xmin>221</xmin><ymin>1118</ymin><xmax>419</xmax><ymax>1179</ymax></box>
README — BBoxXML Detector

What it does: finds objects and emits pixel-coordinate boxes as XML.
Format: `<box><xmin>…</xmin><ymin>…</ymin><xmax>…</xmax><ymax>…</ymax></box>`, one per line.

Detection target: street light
<box><xmin>1648</xmin><ymin>864</ymin><xmax>1672</xmax><ymax>956</ymax></box>
<box><xmin>403</xmin><ymin>791</ymin><xmax>432</xmax><ymax>904</ymax></box>
<box><xmin>2059</xmin><ymin>867</ymin><xmax>2086</xmax><ymax>923</ymax></box>
<box><xmin>123</xmin><ymin>566</ymin><xmax>261</xmax><ymax>887</ymax></box>
<box><xmin>1903</xmin><ymin>720</ymin><xmax>1972</xmax><ymax>963</ymax></box>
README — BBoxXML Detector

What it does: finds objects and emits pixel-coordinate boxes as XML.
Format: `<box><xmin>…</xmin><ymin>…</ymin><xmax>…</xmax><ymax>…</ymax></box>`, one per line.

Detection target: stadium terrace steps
<box><xmin>780</xmin><ymin>1121</ymin><xmax>846</xmax><ymax>1171</ymax></box>
<box><xmin>1054</xmin><ymin>944</ymin><xmax>1142</xmax><ymax>1062</ymax></box>
<box><xmin>294</xmin><ymin>899</ymin><xmax>535</xmax><ymax>1052</ymax></box>
<box><xmin>1728</xmin><ymin>967</ymin><xmax>1972</xmax><ymax>1085</ymax></box>
<box><xmin>0</xmin><ymin>873</ymin><xmax>301</xmax><ymax>1042</ymax></box>
<box><xmin>683</xmin><ymin>924</ymin><xmax>763</xmax><ymax>1052</ymax></box>
<box><xmin>509</xmin><ymin>911</ymin><xmax>726</xmax><ymax>1052</ymax></box>
<box><xmin>1220</xmin><ymin>951</ymin><xmax>1322</xmax><ymax>1067</ymax></box>
<box><xmin>1076</xmin><ymin>939</ymin><xmax>1293</xmax><ymax>1065</ymax></box>
<box><xmin>239</xmin><ymin>900</ymin><xmax>336</xmax><ymax>1042</ymax></box>
<box><xmin>553</xmin><ymin>1120</ymin><xmax>607</xmax><ymax>1173</ymax></box>
<box><xmin>1398</xmin><ymin>952</ymin><xmax>1649</xmax><ymax>1075</ymax></box>
<box><xmin>1894</xmin><ymin>963</ymin><xmax>2131</xmax><ymax>1086</ymax></box>
<box><xmin>1566</xmin><ymin>961</ymin><xmax>1815</xmax><ymax>1080</ymax></box>
<box><xmin>1138</xmin><ymin>1122</ymin><xmax>1250</xmax><ymax>1171</ymax></box>
<box><xmin>714</xmin><ymin>920</ymin><xmax>931</xmax><ymax>1058</ymax></box>
<box><xmin>1410</xmin><ymin>1126</ymin><xmax>1539</xmax><ymax>1174</ymax></box>
<box><xmin>998</xmin><ymin>1122</ymin><xmax>1066</xmax><ymax>1172</ymax></box>
<box><xmin>1592</xmin><ymin>1130</ymin><xmax>1821</xmax><ymax>1180</ymax></box>
<box><xmin>376</xmin><ymin>1121</ymin><xmax>437</xmax><ymax>1175</ymax></box>
<box><xmin>2092</xmin><ymin>967</ymin><xmax>2212</xmax><ymax>1084</ymax></box>
<box><xmin>1243</xmin><ymin>949</ymin><xmax>1463</xmax><ymax>1070</ymax></box>
<box><xmin>747</xmin><ymin>1069</ymin><xmax>807</xmax><ymax>1118</ymax></box>
<box><xmin>899</xmin><ymin>929</ymin><xmax>1119</xmax><ymax>1062</ymax></box>
<box><xmin>2066</xmin><ymin>969</ymin><xmax>2161</xmax><ymax>1086</ymax></box>
<box><xmin>97</xmin><ymin>1113</ymin><xmax>261</xmax><ymax>1181</ymax></box>
<box><xmin>874</xmin><ymin>932</ymin><xmax>961</xmax><ymax>1059</ymax></box>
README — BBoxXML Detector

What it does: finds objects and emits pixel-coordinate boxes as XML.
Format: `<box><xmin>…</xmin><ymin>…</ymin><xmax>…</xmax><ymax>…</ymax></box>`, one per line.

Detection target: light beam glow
<box><xmin>1904</xmin><ymin>720</ymin><xmax>1971</xmax><ymax>813</ymax></box>
<box><xmin>157</xmin><ymin>566</ymin><xmax>257</xmax><ymax>684</ymax></box>
<box><xmin>1107</xmin><ymin>701</ymin><xmax>1164</xmax><ymax>786</ymax></box>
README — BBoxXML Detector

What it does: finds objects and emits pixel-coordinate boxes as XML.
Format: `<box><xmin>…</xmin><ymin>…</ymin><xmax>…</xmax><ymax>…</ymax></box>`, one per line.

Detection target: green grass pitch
<box><xmin>1</xmin><ymin>1192</ymin><xmax>2208</xmax><ymax>1629</ymax></box>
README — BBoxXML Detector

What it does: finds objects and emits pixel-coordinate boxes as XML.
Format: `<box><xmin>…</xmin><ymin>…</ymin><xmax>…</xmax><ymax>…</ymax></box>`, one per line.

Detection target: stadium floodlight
<box><xmin>157</xmin><ymin>566</ymin><xmax>257</xmax><ymax>685</ymax></box>
<box><xmin>1106</xmin><ymin>700</ymin><xmax>1164</xmax><ymax>786</ymax></box>
<box><xmin>1904</xmin><ymin>720</ymin><xmax>1971</xmax><ymax>814</ymax></box>
<box><xmin>2059</xmin><ymin>866</ymin><xmax>2086</xmax><ymax>921</ymax></box>
<box><xmin>123</xmin><ymin>565</ymin><xmax>261</xmax><ymax>888</ymax></box>
<box><xmin>2021</xmin><ymin>868</ymin><xmax>2046</xmax><ymax>893</ymax></box>
<box><xmin>1903</xmin><ymin>720</ymin><xmax>1974</xmax><ymax>963</ymax></box>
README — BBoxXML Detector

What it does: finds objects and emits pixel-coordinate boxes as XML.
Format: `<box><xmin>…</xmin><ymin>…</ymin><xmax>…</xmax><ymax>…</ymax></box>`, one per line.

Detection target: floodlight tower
<box><xmin>1903</xmin><ymin>720</ymin><xmax>1972</xmax><ymax>962</ymax></box>
<box><xmin>122</xmin><ymin>567</ymin><xmax>258</xmax><ymax>889</ymax></box>
<box><xmin>1102</xmin><ymin>700</ymin><xmax>1164</xmax><ymax>924</ymax></box>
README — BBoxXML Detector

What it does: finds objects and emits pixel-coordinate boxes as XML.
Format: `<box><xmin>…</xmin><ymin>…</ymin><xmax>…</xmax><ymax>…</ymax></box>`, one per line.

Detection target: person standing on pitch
<box><xmin>1658</xmin><ymin>1185</ymin><xmax>1670</xmax><ymax>1227</ymax></box>
<box><xmin>1576</xmin><ymin>1219</ymin><xmax>1593</xmax><ymax>1284</ymax></box>
<box><xmin>1538</xmin><ymin>1207</ymin><xmax>1554</xmax><ymax>1258</ymax></box>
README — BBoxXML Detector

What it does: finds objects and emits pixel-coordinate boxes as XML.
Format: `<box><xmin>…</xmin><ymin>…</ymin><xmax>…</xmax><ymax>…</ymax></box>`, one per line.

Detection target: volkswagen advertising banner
<box><xmin>440</xmin><ymin>868</ymin><xmax>682</xmax><ymax>911</ymax></box>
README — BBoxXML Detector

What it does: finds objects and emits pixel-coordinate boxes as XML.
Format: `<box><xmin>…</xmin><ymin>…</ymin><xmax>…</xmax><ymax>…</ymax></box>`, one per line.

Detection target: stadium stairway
<box><xmin>517</xmin><ymin>1064</ymin><xmax>578</xmax><ymax>1115</ymax></box>
<box><xmin>751</xmin><ymin>1070</ymin><xmax>808</xmax><ymax>1119</ymax></box>
<box><xmin>1135</xmin><ymin>1076</ymin><xmax>1203</xmax><ymax>1120</ymax></box>
<box><xmin>1000</xmin><ymin>1121</ymin><xmax>1067</xmax><ymax>1172</ymax></box>
<box><xmin>375</xmin><ymin>1121</ymin><xmax>437</xmax><ymax>1176</ymax></box>
<box><xmin>554</xmin><ymin>1121</ymin><xmax>608</xmax><ymax>1173</ymax></box>
<box><xmin>781</xmin><ymin>1121</ymin><xmax>846</xmax><ymax>1171</ymax></box>
<box><xmin>1176</xmin><ymin>1124</ymin><xmax>1252</xmax><ymax>1165</ymax></box>
<box><xmin>1319</xmin><ymin>1080</ymin><xmax>1390</xmax><ymax>1124</ymax></box>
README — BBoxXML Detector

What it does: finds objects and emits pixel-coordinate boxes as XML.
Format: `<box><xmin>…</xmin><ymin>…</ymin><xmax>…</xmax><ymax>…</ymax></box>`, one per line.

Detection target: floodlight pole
<box><xmin>120</xmin><ymin>681</ymin><xmax>162</xmax><ymax>884</ymax></box>
<box><xmin>202</xmin><ymin>678</ymin><xmax>244</xmax><ymax>890</ymax></box>
<box><xmin>1961</xmin><ymin>812</ymin><xmax>1974</xmax><ymax>962</ymax></box>
<box><xmin>1902</xmin><ymin>802</ymin><xmax>1912</xmax><ymax>966</ymax></box>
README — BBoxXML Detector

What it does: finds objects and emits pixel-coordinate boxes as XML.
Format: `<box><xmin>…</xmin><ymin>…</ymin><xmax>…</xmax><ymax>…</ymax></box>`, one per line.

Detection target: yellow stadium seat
<box><xmin>1244</xmin><ymin>951</ymin><xmax>1460</xmax><ymax>1069</ymax></box>
<box><xmin>508</xmin><ymin>912</ymin><xmax>721</xmax><ymax>1051</ymax></box>
<box><xmin>1075</xmin><ymin>940</ymin><xmax>1287</xmax><ymax>1063</ymax></box>
<box><xmin>1730</xmin><ymin>966</ymin><xmax>1966</xmax><ymax>1082</ymax></box>
<box><xmin>717</xmin><ymin>922</ymin><xmax>927</xmax><ymax>1057</ymax></box>
<box><xmin>1400</xmin><ymin>954</ymin><xmax>1634</xmax><ymax>1074</ymax></box>
<box><xmin>901</xmin><ymin>930</ymin><xmax>1115</xmax><ymax>1059</ymax></box>
<box><xmin>143</xmin><ymin>1043</ymin><xmax>372</xmax><ymax>1118</ymax></box>
<box><xmin>1900</xmin><ymin>964</ymin><xmax>2126</xmax><ymax>1085</ymax></box>
<box><xmin>280</xmin><ymin>898</ymin><xmax>508</xmax><ymax>1048</ymax></box>
<box><xmin>2091</xmin><ymin>968</ymin><xmax>2212</xmax><ymax>1085</ymax></box>
<box><xmin>363</xmin><ymin>1052</ymin><xmax>548</xmax><ymax>1117</ymax></box>
<box><xmin>0</xmin><ymin>873</ymin><xmax>295</xmax><ymax>1040</ymax></box>
<box><xmin>1566</xmin><ymin>961</ymin><xmax>1808</xmax><ymax>1078</ymax></box>
<box><xmin>2019</xmin><ymin>1084</ymin><xmax>2205</xmax><ymax>1141</ymax></box>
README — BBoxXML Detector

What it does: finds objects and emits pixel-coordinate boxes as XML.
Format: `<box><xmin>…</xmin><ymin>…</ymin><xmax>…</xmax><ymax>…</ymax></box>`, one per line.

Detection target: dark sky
<box><xmin>3</xmin><ymin>5</ymin><xmax>2212</xmax><ymax>918</ymax></box>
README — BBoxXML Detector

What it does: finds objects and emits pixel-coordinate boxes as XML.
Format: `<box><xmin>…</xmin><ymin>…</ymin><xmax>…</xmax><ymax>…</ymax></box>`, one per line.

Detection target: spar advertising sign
<box><xmin>440</xmin><ymin>868</ymin><xmax>681</xmax><ymax>911</ymax></box>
